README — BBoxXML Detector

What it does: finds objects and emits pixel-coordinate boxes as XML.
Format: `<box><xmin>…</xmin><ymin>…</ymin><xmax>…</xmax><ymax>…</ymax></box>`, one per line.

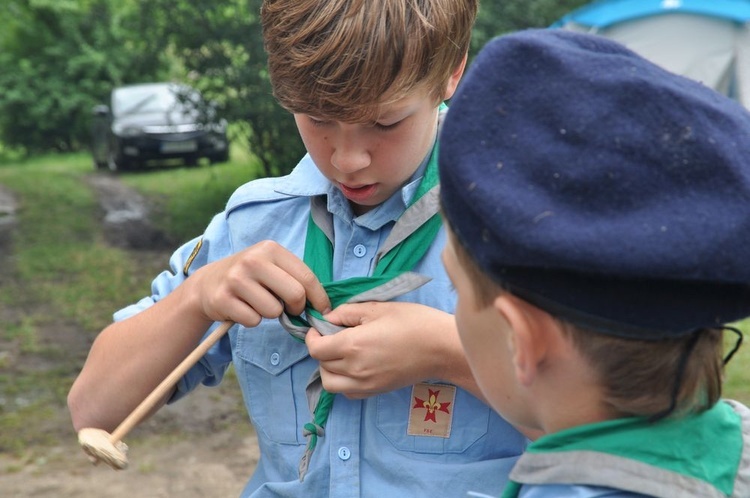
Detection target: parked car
<box><xmin>91</xmin><ymin>82</ymin><xmax>230</xmax><ymax>171</ymax></box>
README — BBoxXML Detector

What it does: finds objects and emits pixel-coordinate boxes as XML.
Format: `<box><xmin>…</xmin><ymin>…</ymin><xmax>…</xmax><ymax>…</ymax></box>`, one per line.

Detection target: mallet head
<box><xmin>78</xmin><ymin>427</ymin><xmax>129</xmax><ymax>470</ymax></box>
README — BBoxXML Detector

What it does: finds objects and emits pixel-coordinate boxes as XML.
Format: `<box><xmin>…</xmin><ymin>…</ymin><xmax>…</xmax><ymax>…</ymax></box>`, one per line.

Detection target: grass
<box><xmin>0</xmin><ymin>148</ymin><xmax>260</xmax><ymax>454</ymax></box>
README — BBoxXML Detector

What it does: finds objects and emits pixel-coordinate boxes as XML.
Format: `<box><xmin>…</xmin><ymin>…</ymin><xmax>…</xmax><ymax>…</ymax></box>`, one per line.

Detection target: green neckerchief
<box><xmin>285</xmin><ymin>115</ymin><xmax>445</xmax><ymax>481</ymax></box>
<box><xmin>502</xmin><ymin>401</ymin><xmax>744</xmax><ymax>498</ymax></box>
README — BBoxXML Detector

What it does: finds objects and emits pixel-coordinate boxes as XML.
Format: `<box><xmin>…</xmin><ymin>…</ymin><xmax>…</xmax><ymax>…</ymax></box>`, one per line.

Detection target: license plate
<box><xmin>161</xmin><ymin>140</ymin><xmax>197</xmax><ymax>153</ymax></box>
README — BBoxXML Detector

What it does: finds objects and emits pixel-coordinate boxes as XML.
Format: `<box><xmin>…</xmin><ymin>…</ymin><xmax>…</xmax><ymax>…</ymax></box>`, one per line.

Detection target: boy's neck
<box><xmin>541</xmin><ymin>397</ymin><xmax>618</xmax><ymax>435</ymax></box>
<box><xmin>534</xmin><ymin>356</ymin><xmax>618</xmax><ymax>434</ymax></box>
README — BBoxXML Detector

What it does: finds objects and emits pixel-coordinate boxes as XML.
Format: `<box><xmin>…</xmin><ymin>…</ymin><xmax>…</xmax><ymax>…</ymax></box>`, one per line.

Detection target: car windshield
<box><xmin>112</xmin><ymin>84</ymin><xmax>198</xmax><ymax>118</ymax></box>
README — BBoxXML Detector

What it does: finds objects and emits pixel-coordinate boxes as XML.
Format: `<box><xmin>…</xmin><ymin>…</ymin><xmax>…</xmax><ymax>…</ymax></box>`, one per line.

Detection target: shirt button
<box><xmin>337</xmin><ymin>447</ymin><xmax>351</xmax><ymax>461</ymax></box>
<box><xmin>353</xmin><ymin>244</ymin><xmax>366</xmax><ymax>257</ymax></box>
<box><xmin>270</xmin><ymin>352</ymin><xmax>280</xmax><ymax>366</ymax></box>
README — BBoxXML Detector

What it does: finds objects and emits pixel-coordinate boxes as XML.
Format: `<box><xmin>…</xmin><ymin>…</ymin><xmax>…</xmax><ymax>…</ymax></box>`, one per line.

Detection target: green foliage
<box><xmin>0</xmin><ymin>0</ymin><xmax>167</xmax><ymax>154</ymax></box>
<box><xmin>472</xmin><ymin>0</ymin><xmax>592</xmax><ymax>55</ymax></box>
<box><xmin>471</xmin><ymin>0</ymin><xmax>591</xmax><ymax>49</ymax></box>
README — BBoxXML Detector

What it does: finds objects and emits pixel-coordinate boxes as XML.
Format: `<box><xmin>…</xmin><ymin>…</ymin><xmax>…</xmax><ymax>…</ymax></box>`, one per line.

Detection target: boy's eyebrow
<box><xmin>375</xmin><ymin>101</ymin><xmax>417</xmax><ymax>122</ymax></box>
<box><xmin>376</xmin><ymin>107</ymin><xmax>403</xmax><ymax>120</ymax></box>
<box><xmin>375</xmin><ymin>111</ymin><xmax>404</xmax><ymax>123</ymax></box>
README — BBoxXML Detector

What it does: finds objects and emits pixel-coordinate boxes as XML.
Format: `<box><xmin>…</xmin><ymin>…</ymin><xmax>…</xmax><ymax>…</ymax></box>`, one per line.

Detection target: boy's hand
<box><xmin>189</xmin><ymin>240</ymin><xmax>330</xmax><ymax>328</ymax></box>
<box><xmin>305</xmin><ymin>301</ymin><xmax>461</xmax><ymax>398</ymax></box>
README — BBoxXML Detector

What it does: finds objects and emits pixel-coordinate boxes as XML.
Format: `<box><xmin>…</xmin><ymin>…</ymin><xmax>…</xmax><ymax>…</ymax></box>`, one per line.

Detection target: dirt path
<box><xmin>0</xmin><ymin>394</ymin><xmax>258</xmax><ymax>497</ymax></box>
<box><xmin>0</xmin><ymin>174</ymin><xmax>259</xmax><ymax>497</ymax></box>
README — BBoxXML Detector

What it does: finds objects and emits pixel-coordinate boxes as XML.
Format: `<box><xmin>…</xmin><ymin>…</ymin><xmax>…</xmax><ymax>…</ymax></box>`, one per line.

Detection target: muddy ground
<box><xmin>0</xmin><ymin>175</ymin><xmax>259</xmax><ymax>497</ymax></box>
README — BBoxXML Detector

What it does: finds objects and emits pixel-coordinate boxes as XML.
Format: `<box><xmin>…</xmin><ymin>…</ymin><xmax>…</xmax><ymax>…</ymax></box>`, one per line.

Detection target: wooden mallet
<box><xmin>77</xmin><ymin>321</ymin><xmax>234</xmax><ymax>469</ymax></box>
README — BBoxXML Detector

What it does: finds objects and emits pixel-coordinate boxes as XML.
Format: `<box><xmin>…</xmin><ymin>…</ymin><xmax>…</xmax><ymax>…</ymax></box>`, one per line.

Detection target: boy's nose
<box><xmin>331</xmin><ymin>143</ymin><xmax>370</xmax><ymax>173</ymax></box>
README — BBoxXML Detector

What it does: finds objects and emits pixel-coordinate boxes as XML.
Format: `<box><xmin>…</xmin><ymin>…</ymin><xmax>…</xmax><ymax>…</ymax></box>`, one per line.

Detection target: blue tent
<box><xmin>553</xmin><ymin>0</ymin><xmax>750</xmax><ymax>107</ymax></box>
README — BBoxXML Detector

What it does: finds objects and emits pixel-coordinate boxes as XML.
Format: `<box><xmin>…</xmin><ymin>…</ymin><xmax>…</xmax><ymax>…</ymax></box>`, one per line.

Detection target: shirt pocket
<box><xmin>233</xmin><ymin>321</ymin><xmax>316</xmax><ymax>445</ymax></box>
<box><xmin>374</xmin><ymin>384</ymin><xmax>492</xmax><ymax>455</ymax></box>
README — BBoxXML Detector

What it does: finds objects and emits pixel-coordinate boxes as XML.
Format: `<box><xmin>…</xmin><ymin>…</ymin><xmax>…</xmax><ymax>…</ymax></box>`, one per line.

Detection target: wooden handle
<box><xmin>109</xmin><ymin>321</ymin><xmax>234</xmax><ymax>443</ymax></box>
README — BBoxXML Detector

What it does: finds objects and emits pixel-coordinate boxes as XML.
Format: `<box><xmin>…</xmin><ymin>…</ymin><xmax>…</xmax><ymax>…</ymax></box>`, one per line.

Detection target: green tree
<box><xmin>472</xmin><ymin>0</ymin><xmax>591</xmax><ymax>55</ymax></box>
<box><xmin>0</xmin><ymin>0</ymin><xmax>167</xmax><ymax>154</ymax></box>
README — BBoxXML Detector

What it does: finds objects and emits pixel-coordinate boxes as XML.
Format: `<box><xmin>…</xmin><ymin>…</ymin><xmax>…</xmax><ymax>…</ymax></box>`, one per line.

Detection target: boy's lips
<box><xmin>339</xmin><ymin>182</ymin><xmax>378</xmax><ymax>203</ymax></box>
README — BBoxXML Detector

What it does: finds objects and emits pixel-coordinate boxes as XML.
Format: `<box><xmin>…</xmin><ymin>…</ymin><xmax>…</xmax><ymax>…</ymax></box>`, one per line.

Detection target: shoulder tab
<box><xmin>183</xmin><ymin>238</ymin><xmax>204</xmax><ymax>276</ymax></box>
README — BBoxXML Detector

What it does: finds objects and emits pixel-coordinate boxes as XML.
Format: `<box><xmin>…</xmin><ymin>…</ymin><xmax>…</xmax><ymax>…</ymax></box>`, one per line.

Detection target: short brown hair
<box><xmin>261</xmin><ymin>0</ymin><xmax>478</xmax><ymax>122</ymax></box>
<box><xmin>446</xmin><ymin>226</ymin><xmax>725</xmax><ymax>419</ymax></box>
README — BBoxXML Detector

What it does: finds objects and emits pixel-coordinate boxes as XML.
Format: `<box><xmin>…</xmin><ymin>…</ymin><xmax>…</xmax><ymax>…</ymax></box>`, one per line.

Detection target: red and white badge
<box><xmin>407</xmin><ymin>383</ymin><xmax>456</xmax><ymax>438</ymax></box>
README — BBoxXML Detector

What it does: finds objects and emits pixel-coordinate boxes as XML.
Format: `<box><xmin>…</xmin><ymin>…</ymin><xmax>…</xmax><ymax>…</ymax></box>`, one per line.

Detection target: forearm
<box><xmin>67</xmin><ymin>283</ymin><xmax>213</xmax><ymax>432</ymax></box>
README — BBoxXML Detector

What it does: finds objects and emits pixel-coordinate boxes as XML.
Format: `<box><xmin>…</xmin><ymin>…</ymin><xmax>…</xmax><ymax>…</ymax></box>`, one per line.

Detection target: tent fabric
<box><xmin>553</xmin><ymin>0</ymin><xmax>750</xmax><ymax>109</ymax></box>
<box><xmin>552</xmin><ymin>0</ymin><xmax>750</xmax><ymax>28</ymax></box>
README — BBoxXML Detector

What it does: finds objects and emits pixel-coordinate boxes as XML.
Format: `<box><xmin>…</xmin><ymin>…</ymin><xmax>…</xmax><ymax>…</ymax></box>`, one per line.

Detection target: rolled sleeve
<box><xmin>112</xmin><ymin>211</ymin><xmax>236</xmax><ymax>400</ymax></box>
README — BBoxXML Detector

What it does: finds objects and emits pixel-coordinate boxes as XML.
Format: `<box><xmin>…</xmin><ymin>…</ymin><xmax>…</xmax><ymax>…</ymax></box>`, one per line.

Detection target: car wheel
<box><xmin>107</xmin><ymin>151</ymin><xmax>132</xmax><ymax>172</ymax></box>
<box><xmin>106</xmin><ymin>152</ymin><xmax>119</xmax><ymax>172</ymax></box>
<box><xmin>210</xmin><ymin>150</ymin><xmax>230</xmax><ymax>164</ymax></box>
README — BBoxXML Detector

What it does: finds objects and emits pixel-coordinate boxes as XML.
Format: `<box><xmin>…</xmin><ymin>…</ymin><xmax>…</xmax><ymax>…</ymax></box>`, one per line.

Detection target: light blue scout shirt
<box><xmin>114</xmin><ymin>151</ymin><xmax>527</xmax><ymax>497</ymax></box>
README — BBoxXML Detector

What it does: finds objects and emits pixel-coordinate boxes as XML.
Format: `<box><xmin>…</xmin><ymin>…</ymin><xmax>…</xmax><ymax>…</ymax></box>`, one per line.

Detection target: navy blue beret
<box><xmin>439</xmin><ymin>29</ymin><xmax>750</xmax><ymax>339</ymax></box>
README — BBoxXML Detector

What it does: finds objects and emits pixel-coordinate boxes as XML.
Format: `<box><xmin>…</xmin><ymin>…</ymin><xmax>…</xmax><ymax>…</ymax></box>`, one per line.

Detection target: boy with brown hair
<box><xmin>68</xmin><ymin>1</ymin><xmax>528</xmax><ymax>496</ymax></box>
<box><xmin>439</xmin><ymin>29</ymin><xmax>750</xmax><ymax>497</ymax></box>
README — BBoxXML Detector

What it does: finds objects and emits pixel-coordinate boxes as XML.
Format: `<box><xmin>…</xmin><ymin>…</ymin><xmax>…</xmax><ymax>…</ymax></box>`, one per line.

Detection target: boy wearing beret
<box><xmin>68</xmin><ymin>0</ymin><xmax>528</xmax><ymax>496</ymax></box>
<box><xmin>440</xmin><ymin>29</ymin><xmax>750</xmax><ymax>498</ymax></box>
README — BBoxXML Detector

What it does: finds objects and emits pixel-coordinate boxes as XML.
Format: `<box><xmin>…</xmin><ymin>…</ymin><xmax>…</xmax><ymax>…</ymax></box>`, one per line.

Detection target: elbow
<box><xmin>67</xmin><ymin>378</ymin><xmax>109</xmax><ymax>432</ymax></box>
<box><xmin>67</xmin><ymin>381</ymin><xmax>88</xmax><ymax>432</ymax></box>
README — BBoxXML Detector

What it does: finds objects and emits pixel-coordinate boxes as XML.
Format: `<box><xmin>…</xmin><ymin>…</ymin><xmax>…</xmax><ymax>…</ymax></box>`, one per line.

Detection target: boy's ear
<box><xmin>493</xmin><ymin>294</ymin><xmax>550</xmax><ymax>387</ymax></box>
<box><xmin>443</xmin><ymin>53</ymin><xmax>468</xmax><ymax>100</ymax></box>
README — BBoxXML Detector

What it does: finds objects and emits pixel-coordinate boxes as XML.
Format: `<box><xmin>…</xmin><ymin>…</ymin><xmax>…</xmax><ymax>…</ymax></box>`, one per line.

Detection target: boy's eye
<box><xmin>374</xmin><ymin>120</ymin><xmax>401</xmax><ymax>131</ymax></box>
<box><xmin>309</xmin><ymin>117</ymin><xmax>330</xmax><ymax>127</ymax></box>
<box><xmin>307</xmin><ymin>115</ymin><xmax>401</xmax><ymax>131</ymax></box>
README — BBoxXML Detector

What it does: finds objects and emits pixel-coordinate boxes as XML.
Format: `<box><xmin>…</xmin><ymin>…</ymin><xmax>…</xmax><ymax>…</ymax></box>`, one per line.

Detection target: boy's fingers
<box><xmin>267</xmin><ymin>243</ymin><xmax>330</xmax><ymax>313</ymax></box>
<box><xmin>305</xmin><ymin>328</ymin><xmax>328</xmax><ymax>359</ymax></box>
<box><xmin>306</xmin><ymin>328</ymin><xmax>344</xmax><ymax>362</ymax></box>
<box><xmin>224</xmin><ymin>299</ymin><xmax>263</xmax><ymax>328</ymax></box>
<box><xmin>249</xmin><ymin>262</ymin><xmax>309</xmax><ymax>316</ymax></box>
<box><xmin>248</xmin><ymin>241</ymin><xmax>330</xmax><ymax>315</ymax></box>
<box><xmin>323</xmin><ymin>302</ymin><xmax>372</xmax><ymax>327</ymax></box>
<box><xmin>238</xmin><ymin>279</ymin><xmax>286</xmax><ymax>318</ymax></box>
<box><xmin>304</xmin><ymin>327</ymin><xmax>322</xmax><ymax>352</ymax></box>
<box><xmin>292</xmin><ymin>265</ymin><xmax>330</xmax><ymax>315</ymax></box>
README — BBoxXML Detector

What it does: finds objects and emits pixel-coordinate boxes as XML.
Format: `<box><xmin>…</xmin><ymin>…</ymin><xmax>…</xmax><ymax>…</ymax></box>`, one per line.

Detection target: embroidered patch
<box><xmin>183</xmin><ymin>238</ymin><xmax>203</xmax><ymax>276</ymax></box>
<box><xmin>407</xmin><ymin>382</ymin><xmax>456</xmax><ymax>438</ymax></box>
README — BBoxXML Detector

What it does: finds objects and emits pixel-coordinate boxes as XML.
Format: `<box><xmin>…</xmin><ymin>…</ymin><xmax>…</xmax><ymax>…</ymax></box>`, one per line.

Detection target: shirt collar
<box><xmin>274</xmin><ymin>155</ymin><xmax>332</xmax><ymax>197</ymax></box>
